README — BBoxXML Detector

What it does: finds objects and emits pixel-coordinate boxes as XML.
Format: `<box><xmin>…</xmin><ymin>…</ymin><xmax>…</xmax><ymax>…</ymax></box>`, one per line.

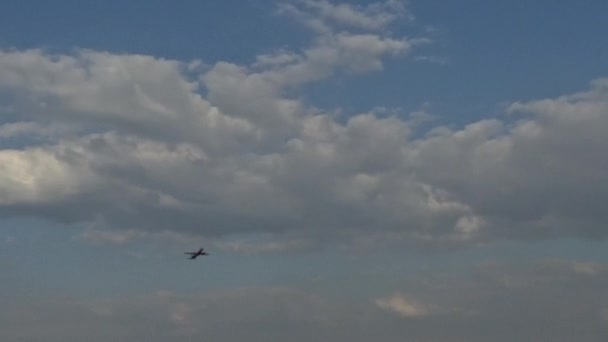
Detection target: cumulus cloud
<box><xmin>408</xmin><ymin>79</ymin><xmax>608</xmax><ymax>240</ymax></box>
<box><xmin>0</xmin><ymin>0</ymin><xmax>607</xmax><ymax>248</ymax></box>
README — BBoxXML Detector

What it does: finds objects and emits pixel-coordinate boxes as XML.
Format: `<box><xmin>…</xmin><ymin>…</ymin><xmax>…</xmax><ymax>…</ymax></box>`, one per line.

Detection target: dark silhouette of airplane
<box><xmin>185</xmin><ymin>248</ymin><xmax>209</xmax><ymax>259</ymax></box>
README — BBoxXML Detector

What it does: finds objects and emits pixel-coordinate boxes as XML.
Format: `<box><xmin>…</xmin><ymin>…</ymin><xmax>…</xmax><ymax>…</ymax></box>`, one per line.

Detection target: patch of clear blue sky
<box><xmin>1</xmin><ymin>0</ymin><xmax>607</xmax><ymax>125</ymax></box>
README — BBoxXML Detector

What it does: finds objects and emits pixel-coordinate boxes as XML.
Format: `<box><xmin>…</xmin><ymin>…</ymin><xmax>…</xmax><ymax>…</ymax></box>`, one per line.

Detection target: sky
<box><xmin>1</xmin><ymin>0</ymin><xmax>608</xmax><ymax>340</ymax></box>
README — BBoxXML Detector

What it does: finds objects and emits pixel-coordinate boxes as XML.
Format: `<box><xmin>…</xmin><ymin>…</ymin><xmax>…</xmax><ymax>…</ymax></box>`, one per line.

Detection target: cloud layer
<box><xmin>3</xmin><ymin>260</ymin><xmax>608</xmax><ymax>341</ymax></box>
<box><xmin>0</xmin><ymin>0</ymin><xmax>607</xmax><ymax>248</ymax></box>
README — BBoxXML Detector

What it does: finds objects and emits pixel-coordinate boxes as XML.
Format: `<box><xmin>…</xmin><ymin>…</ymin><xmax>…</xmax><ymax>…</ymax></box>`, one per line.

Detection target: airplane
<box><xmin>185</xmin><ymin>248</ymin><xmax>209</xmax><ymax>259</ymax></box>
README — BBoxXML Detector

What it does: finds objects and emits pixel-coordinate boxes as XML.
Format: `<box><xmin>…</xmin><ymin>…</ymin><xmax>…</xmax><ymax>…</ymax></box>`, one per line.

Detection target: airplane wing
<box><xmin>185</xmin><ymin>249</ymin><xmax>207</xmax><ymax>259</ymax></box>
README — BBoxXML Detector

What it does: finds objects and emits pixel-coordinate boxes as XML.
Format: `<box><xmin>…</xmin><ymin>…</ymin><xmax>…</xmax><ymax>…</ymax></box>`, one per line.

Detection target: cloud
<box><xmin>0</xmin><ymin>287</ymin><xmax>343</xmax><ymax>342</ymax></box>
<box><xmin>277</xmin><ymin>0</ymin><xmax>411</xmax><ymax>33</ymax></box>
<box><xmin>414</xmin><ymin>55</ymin><xmax>449</xmax><ymax>65</ymax></box>
<box><xmin>408</xmin><ymin>79</ymin><xmax>608</xmax><ymax>241</ymax></box>
<box><xmin>259</xmin><ymin>0</ymin><xmax>415</xmax><ymax>87</ymax></box>
<box><xmin>0</xmin><ymin>1</ymin><xmax>607</xmax><ymax>248</ymax></box>
<box><xmin>375</xmin><ymin>293</ymin><xmax>430</xmax><ymax>317</ymax></box>
<box><xmin>370</xmin><ymin>259</ymin><xmax>608</xmax><ymax>341</ymax></box>
<box><xmin>3</xmin><ymin>260</ymin><xmax>608</xmax><ymax>341</ymax></box>
<box><xmin>0</xmin><ymin>147</ymin><xmax>90</xmax><ymax>206</ymax></box>
<box><xmin>215</xmin><ymin>236</ymin><xmax>314</xmax><ymax>254</ymax></box>
<box><xmin>0</xmin><ymin>122</ymin><xmax>42</xmax><ymax>138</ymax></box>
<box><xmin>76</xmin><ymin>227</ymin><xmax>195</xmax><ymax>245</ymax></box>
<box><xmin>0</xmin><ymin>49</ymin><xmax>256</xmax><ymax>149</ymax></box>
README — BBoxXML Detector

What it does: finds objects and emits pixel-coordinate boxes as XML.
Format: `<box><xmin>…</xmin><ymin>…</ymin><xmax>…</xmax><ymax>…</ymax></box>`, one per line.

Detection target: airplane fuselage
<box><xmin>186</xmin><ymin>248</ymin><xmax>209</xmax><ymax>259</ymax></box>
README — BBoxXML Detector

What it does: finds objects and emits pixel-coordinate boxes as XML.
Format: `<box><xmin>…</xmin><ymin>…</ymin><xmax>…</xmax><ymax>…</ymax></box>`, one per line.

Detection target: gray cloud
<box><xmin>408</xmin><ymin>79</ymin><xmax>608</xmax><ymax>240</ymax></box>
<box><xmin>0</xmin><ymin>287</ymin><xmax>347</xmax><ymax>342</ymax></box>
<box><xmin>372</xmin><ymin>259</ymin><xmax>608</xmax><ymax>341</ymax></box>
<box><xmin>0</xmin><ymin>1</ymin><xmax>607</xmax><ymax>247</ymax></box>
<box><xmin>3</xmin><ymin>260</ymin><xmax>608</xmax><ymax>341</ymax></box>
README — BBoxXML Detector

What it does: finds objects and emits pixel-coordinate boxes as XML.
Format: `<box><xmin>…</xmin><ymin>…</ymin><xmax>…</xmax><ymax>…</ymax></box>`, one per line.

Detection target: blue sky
<box><xmin>3</xmin><ymin>0</ymin><xmax>606</xmax><ymax>117</ymax></box>
<box><xmin>0</xmin><ymin>0</ymin><xmax>606</xmax><ymax>146</ymax></box>
<box><xmin>2</xmin><ymin>1</ymin><xmax>608</xmax><ymax>341</ymax></box>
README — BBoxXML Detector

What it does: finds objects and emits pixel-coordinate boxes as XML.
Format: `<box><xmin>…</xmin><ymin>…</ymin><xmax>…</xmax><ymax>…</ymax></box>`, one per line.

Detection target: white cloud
<box><xmin>409</xmin><ymin>79</ymin><xmax>608</xmax><ymax>240</ymax></box>
<box><xmin>0</xmin><ymin>38</ymin><xmax>608</xmax><ymax>246</ymax></box>
<box><xmin>375</xmin><ymin>293</ymin><xmax>430</xmax><ymax>317</ymax></box>
<box><xmin>0</xmin><ymin>147</ymin><xmax>91</xmax><ymax>205</ymax></box>
<box><xmin>260</xmin><ymin>0</ymin><xmax>416</xmax><ymax>89</ymax></box>
<box><xmin>3</xmin><ymin>44</ymin><xmax>608</xmax><ymax>245</ymax></box>
<box><xmin>0</xmin><ymin>1</ymin><xmax>607</xmax><ymax>247</ymax></box>
<box><xmin>278</xmin><ymin>0</ymin><xmax>411</xmax><ymax>33</ymax></box>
